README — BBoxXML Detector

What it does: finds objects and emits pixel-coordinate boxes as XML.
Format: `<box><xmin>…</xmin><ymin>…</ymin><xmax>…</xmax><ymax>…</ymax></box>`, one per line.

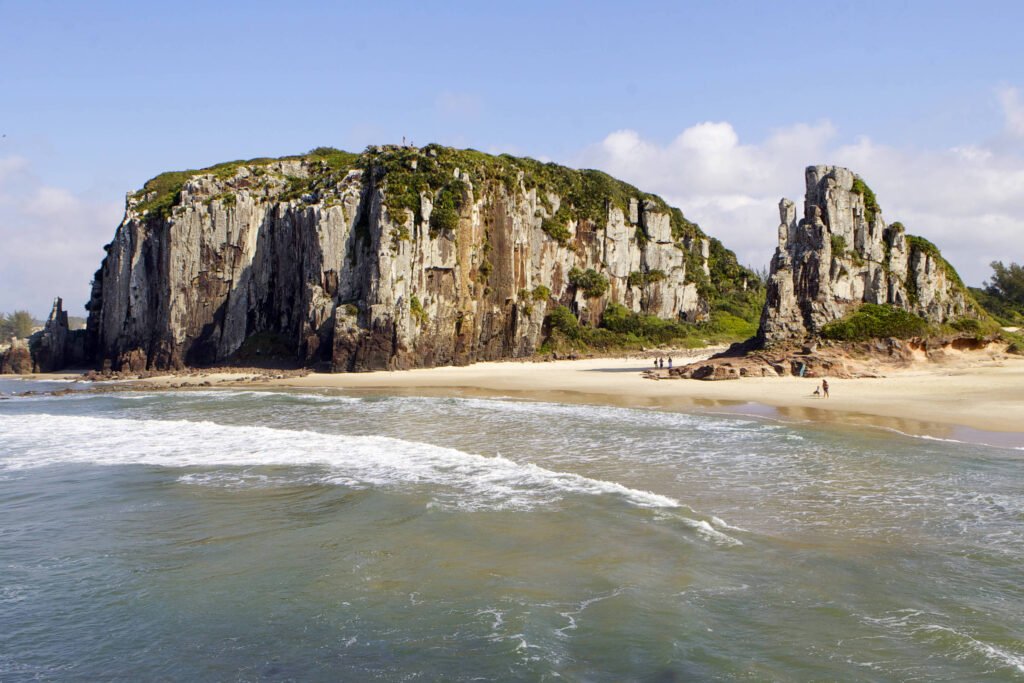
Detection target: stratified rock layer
<box><xmin>87</xmin><ymin>146</ymin><xmax>716</xmax><ymax>372</ymax></box>
<box><xmin>759</xmin><ymin>165</ymin><xmax>976</xmax><ymax>344</ymax></box>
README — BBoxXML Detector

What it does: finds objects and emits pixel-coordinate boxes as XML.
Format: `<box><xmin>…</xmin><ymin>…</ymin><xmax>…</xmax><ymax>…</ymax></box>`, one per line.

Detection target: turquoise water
<box><xmin>1</xmin><ymin>379</ymin><xmax>1023</xmax><ymax>681</ymax></box>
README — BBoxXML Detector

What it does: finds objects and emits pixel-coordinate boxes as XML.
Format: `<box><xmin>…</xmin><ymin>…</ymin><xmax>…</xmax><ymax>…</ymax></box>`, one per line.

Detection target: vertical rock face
<box><xmin>31</xmin><ymin>298</ymin><xmax>70</xmax><ymax>372</ymax></box>
<box><xmin>86</xmin><ymin>146</ymin><xmax>720</xmax><ymax>372</ymax></box>
<box><xmin>28</xmin><ymin>298</ymin><xmax>87</xmax><ymax>372</ymax></box>
<box><xmin>759</xmin><ymin>165</ymin><xmax>976</xmax><ymax>344</ymax></box>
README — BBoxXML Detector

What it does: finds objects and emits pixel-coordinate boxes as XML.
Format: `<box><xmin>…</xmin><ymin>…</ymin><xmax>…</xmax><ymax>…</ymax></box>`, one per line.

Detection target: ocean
<box><xmin>1</xmin><ymin>378</ymin><xmax>1022</xmax><ymax>681</ymax></box>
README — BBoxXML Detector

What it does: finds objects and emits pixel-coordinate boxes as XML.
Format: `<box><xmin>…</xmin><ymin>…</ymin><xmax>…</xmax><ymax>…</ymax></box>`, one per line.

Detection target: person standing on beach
<box><xmin>668</xmin><ymin>357</ymin><xmax>673</xmax><ymax>370</ymax></box>
<box><xmin>822</xmin><ymin>379</ymin><xmax>830</xmax><ymax>398</ymax></box>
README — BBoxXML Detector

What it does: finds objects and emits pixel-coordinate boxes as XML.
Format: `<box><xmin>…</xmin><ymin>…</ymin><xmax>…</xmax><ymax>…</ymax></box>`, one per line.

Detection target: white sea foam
<box><xmin>862</xmin><ymin>609</ymin><xmax>1024</xmax><ymax>674</ymax></box>
<box><xmin>682</xmin><ymin>519</ymin><xmax>744</xmax><ymax>546</ymax></box>
<box><xmin>710</xmin><ymin>516</ymin><xmax>749</xmax><ymax>532</ymax></box>
<box><xmin>918</xmin><ymin>624</ymin><xmax>1024</xmax><ymax>673</ymax></box>
<box><xmin>116</xmin><ymin>389</ymin><xmax>361</xmax><ymax>404</ymax></box>
<box><xmin>874</xmin><ymin>426</ymin><xmax>1024</xmax><ymax>453</ymax></box>
<box><xmin>0</xmin><ymin>414</ymin><xmax>728</xmax><ymax>527</ymax></box>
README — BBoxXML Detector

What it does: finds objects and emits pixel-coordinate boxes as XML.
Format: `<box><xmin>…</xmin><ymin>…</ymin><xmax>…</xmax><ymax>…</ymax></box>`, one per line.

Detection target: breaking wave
<box><xmin>0</xmin><ymin>413</ymin><xmax>738</xmax><ymax>544</ymax></box>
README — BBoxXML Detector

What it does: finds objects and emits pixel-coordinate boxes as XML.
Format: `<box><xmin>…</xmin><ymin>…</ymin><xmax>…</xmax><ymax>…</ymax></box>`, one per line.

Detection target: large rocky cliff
<box><xmin>86</xmin><ymin>145</ymin><xmax>727</xmax><ymax>372</ymax></box>
<box><xmin>759</xmin><ymin>165</ymin><xmax>978</xmax><ymax>344</ymax></box>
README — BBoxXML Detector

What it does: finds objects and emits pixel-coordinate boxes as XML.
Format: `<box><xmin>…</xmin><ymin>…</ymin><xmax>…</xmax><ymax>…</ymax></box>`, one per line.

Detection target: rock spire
<box><xmin>759</xmin><ymin>165</ymin><xmax>976</xmax><ymax>344</ymax></box>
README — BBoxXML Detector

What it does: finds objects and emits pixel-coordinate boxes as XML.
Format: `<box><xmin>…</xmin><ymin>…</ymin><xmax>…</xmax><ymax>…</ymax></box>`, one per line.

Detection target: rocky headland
<box><xmin>759</xmin><ymin>165</ymin><xmax>976</xmax><ymax>344</ymax></box>
<box><xmin>3</xmin><ymin>151</ymin><xmax>1010</xmax><ymax>379</ymax></box>
<box><xmin>36</xmin><ymin>145</ymin><xmax>756</xmax><ymax>373</ymax></box>
<box><xmin>673</xmin><ymin>165</ymin><xmax>1001</xmax><ymax>380</ymax></box>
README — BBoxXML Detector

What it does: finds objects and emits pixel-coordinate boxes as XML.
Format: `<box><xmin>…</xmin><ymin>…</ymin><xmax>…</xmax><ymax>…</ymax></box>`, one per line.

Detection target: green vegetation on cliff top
<box><xmin>133</xmin><ymin>147</ymin><xmax>359</xmax><ymax>217</ymax></box>
<box><xmin>132</xmin><ymin>143</ymin><xmax>701</xmax><ymax>236</ymax></box>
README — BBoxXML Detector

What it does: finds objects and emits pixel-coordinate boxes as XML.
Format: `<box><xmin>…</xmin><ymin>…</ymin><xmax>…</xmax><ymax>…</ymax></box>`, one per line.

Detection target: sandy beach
<box><xmin>13</xmin><ymin>349</ymin><xmax>1024</xmax><ymax>446</ymax></box>
<box><xmin>118</xmin><ymin>349</ymin><xmax>1023</xmax><ymax>445</ymax></box>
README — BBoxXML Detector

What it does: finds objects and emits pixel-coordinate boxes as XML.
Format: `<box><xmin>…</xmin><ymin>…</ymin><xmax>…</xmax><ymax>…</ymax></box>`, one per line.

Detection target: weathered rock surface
<box><xmin>86</xmin><ymin>145</ymin><xmax>720</xmax><ymax>372</ymax></box>
<box><xmin>30</xmin><ymin>298</ymin><xmax>87</xmax><ymax>372</ymax></box>
<box><xmin>759</xmin><ymin>165</ymin><xmax>977</xmax><ymax>344</ymax></box>
<box><xmin>0</xmin><ymin>339</ymin><xmax>33</xmax><ymax>374</ymax></box>
<box><xmin>668</xmin><ymin>335</ymin><xmax>1004</xmax><ymax>381</ymax></box>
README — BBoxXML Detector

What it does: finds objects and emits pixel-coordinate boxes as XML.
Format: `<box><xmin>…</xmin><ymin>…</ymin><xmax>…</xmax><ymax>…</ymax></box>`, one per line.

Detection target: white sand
<box><xmin>17</xmin><ymin>351</ymin><xmax>1024</xmax><ymax>441</ymax></box>
<box><xmin>247</xmin><ymin>353</ymin><xmax>1024</xmax><ymax>438</ymax></box>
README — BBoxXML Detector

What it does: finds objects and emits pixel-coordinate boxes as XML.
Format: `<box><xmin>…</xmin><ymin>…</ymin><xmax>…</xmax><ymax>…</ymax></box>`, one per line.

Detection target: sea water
<box><xmin>1</xmin><ymin>379</ymin><xmax>1022</xmax><ymax>681</ymax></box>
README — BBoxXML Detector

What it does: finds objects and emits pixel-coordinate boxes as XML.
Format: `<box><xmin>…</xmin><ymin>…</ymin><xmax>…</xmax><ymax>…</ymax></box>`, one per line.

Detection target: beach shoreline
<box><xmin>9</xmin><ymin>348</ymin><xmax>1024</xmax><ymax>447</ymax></box>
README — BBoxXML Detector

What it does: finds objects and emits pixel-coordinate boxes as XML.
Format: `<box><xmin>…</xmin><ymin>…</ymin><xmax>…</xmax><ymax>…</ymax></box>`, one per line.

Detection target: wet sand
<box><xmin>251</xmin><ymin>353</ymin><xmax>1024</xmax><ymax>444</ymax></box>
<box><xmin>14</xmin><ymin>351</ymin><xmax>1024</xmax><ymax>446</ymax></box>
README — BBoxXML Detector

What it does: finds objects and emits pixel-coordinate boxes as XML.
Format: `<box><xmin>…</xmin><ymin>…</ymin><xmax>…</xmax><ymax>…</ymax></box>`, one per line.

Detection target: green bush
<box><xmin>429</xmin><ymin>180</ymin><xmax>466</xmax><ymax>234</ymax></box>
<box><xmin>821</xmin><ymin>304</ymin><xmax>929</xmax><ymax>341</ymax></box>
<box><xmin>541</xmin><ymin>211</ymin><xmax>572</xmax><ymax>244</ymax></box>
<box><xmin>539</xmin><ymin>295</ymin><xmax>761</xmax><ymax>355</ymax></box>
<box><xmin>600</xmin><ymin>303</ymin><xmax>692</xmax><ymax>343</ymax></box>
<box><xmin>970</xmin><ymin>286</ymin><xmax>1024</xmax><ymax>326</ymax></box>
<box><xmin>850</xmin><ymin>177</ymin><xmax>880</xmax><ymax>226</ymax></box>
<box><xmin>547</xmin><ymin>305</ymin><xmax>581</xmax><ymax>339</ymax></box>
<box><xmin>701</xmin><ymin>310</ymin><xmax>759</xmax><ymax>340</ymax></box>
<box><xmin>627</xmin><ymin>269</ymin><xmax>666</xmax><ymax>288</ymax></box>
<box><xmin>568</xmin><ymin>267</ymin><xmax>609</xmax><ymax>298</ymax></box>
<box><xmin>709</xmin><ymin>288</ymin><xmax>764</xmax><ymax>324</ymax></box>
<box><xmin>409</xmin><ymin>295</ymin><xmax>428</xmax><ymax>325</ymax></box>
<box><xmin>830</xmin><ymin>234</ymin><xmax>847</xmax><ymax>255</ymax></box>
<box><xmin>1005</xmin><ymin>333</ymin><xmax>1024</xmax><ymax>355</ymax></box>
<box><xmin>531</xmin><ymin>284</ymin><xmax>551</xmax><ymax>301</ymax></box>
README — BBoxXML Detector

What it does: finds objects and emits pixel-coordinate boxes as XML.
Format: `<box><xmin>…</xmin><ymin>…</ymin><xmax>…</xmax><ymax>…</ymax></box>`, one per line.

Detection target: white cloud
<box><xmin>0</xmin><ymin>155</ymin><xmax>30</xmax><ymax>184</ymax></box>
<box><xmin>576</xmin><ymin>120</ymin><xmax>836</xmax><ymax>274</ymax></box>
<box><xmin>574</xmin><ymin>98</ymin><xmax>1024</xmax><ymax>287</ymax></box>
<box><xmin>998</xmin><ymin>86</ymin><xmax>1024</xmax><ymax>138</ymax></box>
<box><xmin>0</xmin><ymin>157</ymin><xmax>121</xmax><ymax>317</ymax></box>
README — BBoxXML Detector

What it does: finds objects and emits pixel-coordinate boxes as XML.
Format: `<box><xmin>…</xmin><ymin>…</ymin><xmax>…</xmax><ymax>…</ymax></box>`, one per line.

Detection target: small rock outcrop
<box><xmin>86</xmin><ymin>145</ymin><xmax>729</xmax><ymax>372</ymax></box>
<box><xmin>0</xmin><ymin>339</ymin><xmax>33</xmax><ymax>374</ymax></box>
<box><xmin>759</xmin><ymin>165</ymin><xmax>977</xmax><ymax>344</ymax></box>
<box><xmin>0</xmin><ymin>298</ymin><xmax>89</xmax><ymax>374</ymax></box>
<box><xmin>31</xmin><ymin>298</ymin><xmax>83</xmax><ymax>372</ymax></box>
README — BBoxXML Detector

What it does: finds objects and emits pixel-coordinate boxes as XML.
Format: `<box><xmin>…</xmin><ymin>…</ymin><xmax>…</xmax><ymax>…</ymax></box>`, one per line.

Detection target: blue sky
<box><xmin>2</xmin><ymin>0</ymin><xmax>1024</xmax><ymax>315</ymax></box>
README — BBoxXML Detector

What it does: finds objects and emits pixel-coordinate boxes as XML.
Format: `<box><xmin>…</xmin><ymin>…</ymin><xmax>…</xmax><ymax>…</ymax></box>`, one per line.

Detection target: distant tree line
<box><xmin>971</xmin><ymin>261</ymin><xmax>1024</xmax><ymax>326</ymax></box>
<box><xmin>0</xmin><ymin>311</ymin><xmax>36</xmax><ymax>340</ymax></box>
<box><xmin>986</xmin><ymin>261</ymin><xmax>1024</xmax><ymax>305</ymax></box>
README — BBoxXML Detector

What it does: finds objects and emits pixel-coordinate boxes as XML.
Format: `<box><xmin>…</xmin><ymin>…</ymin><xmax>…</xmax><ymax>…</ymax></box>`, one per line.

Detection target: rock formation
<box><xmin>670</xmin><ymin>165</ymin><xmax>987</xmax><ymax>380</ymax></box>
<box><xmin>759</xmin><ymin>165</ymin><xmax>977</xmax><ymax>344</ymax></box>
<box><xmin>30</xmin><ymin>298</ymin><xmax>87</xmax><ymax>372</ymax></box>
<box><xmin>86</xmin><ymin>145</ymin><xmax>727</xmax><ymax>372</ymax></box>
<box><xmin>0</xmin><ymin>338</ymin><xmax>33</xmax><ymax>374</ymax></box>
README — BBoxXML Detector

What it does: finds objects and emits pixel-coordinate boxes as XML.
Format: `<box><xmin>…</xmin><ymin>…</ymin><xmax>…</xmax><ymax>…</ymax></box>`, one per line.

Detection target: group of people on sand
<box><xmin>654</xmin><ymin>356</ymin><xmax>673</xmax><ymax>371</ymax></box>
<box><xmin>812</xmin><ymin>379</ymin><xmax>830</xmax><ymax>398</ymax></box>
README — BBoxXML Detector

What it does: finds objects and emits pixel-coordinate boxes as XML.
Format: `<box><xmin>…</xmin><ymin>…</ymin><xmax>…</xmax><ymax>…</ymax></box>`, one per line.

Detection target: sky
<box><xmin>2</xmin><ymin>0</ymin><xmax>1023</xmax><ymax>317</ymax></box>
